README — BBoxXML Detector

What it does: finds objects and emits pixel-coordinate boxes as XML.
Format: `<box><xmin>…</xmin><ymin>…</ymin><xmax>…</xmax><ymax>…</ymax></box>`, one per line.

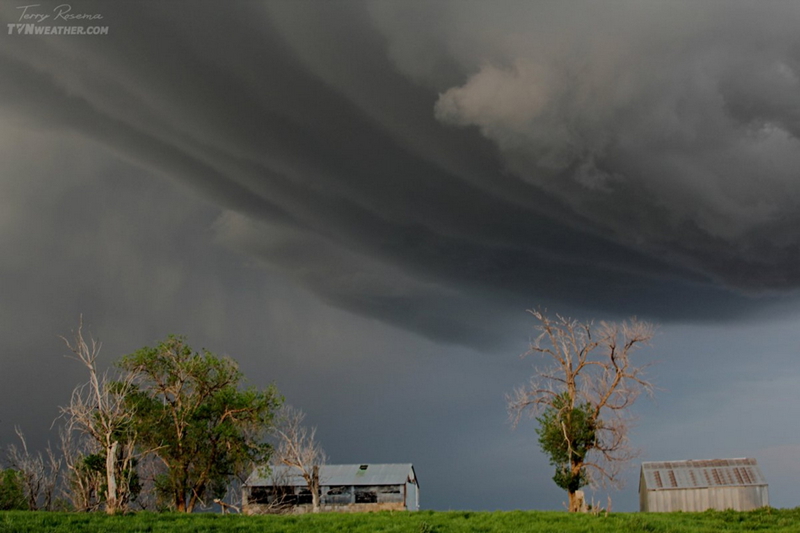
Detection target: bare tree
<box><xmin>59</xmin><ymin>318</ymin><xmax>139</xmax><ymax>514</ymax></box>
<box><xmin>508</xmin><ymin>309</ymin><xmax>655</xmax><ymax>512</ymax></box>
<box><xmin>42</xmin><ymin>442</ymin><xmax>61</xmax><ymax>510</ymax></box>
<box><xmin>5</xmin><ymin>427</ymin><xmax>61</xmax><ymax>511</ymax></box>
<box><xmin>272</xmin><ymin>405</ymin><xmax>327</xmax><ymax>513</ymax></box>
<box><xmin>59</xmin><ymin>426</ymin><xmax>102</xmax><ymax>512</ymax></box>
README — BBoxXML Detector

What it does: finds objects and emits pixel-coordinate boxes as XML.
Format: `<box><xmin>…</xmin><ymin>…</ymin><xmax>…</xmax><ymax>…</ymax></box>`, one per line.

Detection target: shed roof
<box><xmin>641</xmin><ymin>458</ymin><xmax>767</xmax><ymax>491</ymax></box>
<box><xmin>246</xmin><ymin>463</ymin><xmax>417</xmax><ymax>488</ymax></box>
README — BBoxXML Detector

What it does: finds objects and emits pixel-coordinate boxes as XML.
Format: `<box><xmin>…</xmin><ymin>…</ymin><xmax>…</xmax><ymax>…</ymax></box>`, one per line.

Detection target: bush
<box><xmin>0</xmin><ymin>468</ymin><xmax>26</xmax><ymax>510</ymax></box>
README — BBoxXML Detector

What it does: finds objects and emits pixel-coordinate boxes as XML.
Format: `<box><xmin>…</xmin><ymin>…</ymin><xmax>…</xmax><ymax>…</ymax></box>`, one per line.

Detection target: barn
<box><xmin>639</xmin><ymin>458</ymin><xmax>768</xmax><ymax>512</ymax></box>
<box><xmin>242</xmin><ymin>463</ymin><xmax>419</xmax><ymax>514</ymax></box>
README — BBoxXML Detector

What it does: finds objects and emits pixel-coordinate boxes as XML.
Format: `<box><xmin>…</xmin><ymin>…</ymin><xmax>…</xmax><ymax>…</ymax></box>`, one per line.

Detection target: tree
<box><xmin>59</xmin><ymin>319</ymin><xmax>139</xmax><ymax>514</ymax></box>
<box><xmin>118</xmin><ymin>335</ymin><xmax>282</xmax><ymax>513</ymax></box>
<box><xmin>271</xmin><ymin>405</ymin><xmax>327</xmax><ymax>513</ymax></box>
<box><xmin>508</xmin><ymin>309</ymin><xmax>655</xmax><ymax>512</ymax></box>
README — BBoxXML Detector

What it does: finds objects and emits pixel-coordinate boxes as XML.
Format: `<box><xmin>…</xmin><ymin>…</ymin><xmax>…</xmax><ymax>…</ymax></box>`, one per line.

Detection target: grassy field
<box><xmin>1</xmin><ymin>508</ymin><xmax>799</xmax><ymax>532</ymax></box>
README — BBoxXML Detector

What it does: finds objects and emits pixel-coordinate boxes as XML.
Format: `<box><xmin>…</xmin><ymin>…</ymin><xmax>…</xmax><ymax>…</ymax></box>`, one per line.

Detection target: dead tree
<box><xmin>508</xmin><ymin>309</ymin><xmax>655</xmax><ymax>512</ymax></box>
<box><xmin>59</xmin><ymin>426</ymin><xmax>102</xmax><ymax>512</ymax></box>
<box><xmin>272</xmin><ymin>406</ymin><xmax>327</xmax><ymax>513</ymax></box>
<box><xmin>59</xmin><ymin>318</ymin><xmax>138</xmax><ymax>514</ymax></box>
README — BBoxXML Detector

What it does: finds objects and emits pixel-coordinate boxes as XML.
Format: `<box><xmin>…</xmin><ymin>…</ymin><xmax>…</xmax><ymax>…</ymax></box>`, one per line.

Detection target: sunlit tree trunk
<box><xmin>105</xmin><ymin>440</ymin><xmax>118</xmax><ymax>514</ymax></box>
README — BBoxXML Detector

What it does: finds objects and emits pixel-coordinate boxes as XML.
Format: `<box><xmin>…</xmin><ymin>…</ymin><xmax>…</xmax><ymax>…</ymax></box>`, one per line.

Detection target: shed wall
<box><xmin>405</xmin><ymin>481</ymin><xmax>418</xmax><ymax>511</ymax></box>
<box><xmin>639</xmin><ymin>471</ymin><xmax>647</xmax><ymax>511</ymax></box>
<box><xmin>642</xmin><ymin>486</ymin><xmax>768</xmax><ymax>512</ymax></box>
<box><xmin>243</xmin><ymin>482</ymin><xmax>418</xmax><ymax>514</ymax></box>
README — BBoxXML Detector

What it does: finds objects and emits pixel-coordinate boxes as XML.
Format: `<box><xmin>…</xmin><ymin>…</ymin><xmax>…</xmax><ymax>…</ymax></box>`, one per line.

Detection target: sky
<box><xmin>2</xmin><ymin>0</ymin><xmax>800</xmax><ymax>512</ymax></box>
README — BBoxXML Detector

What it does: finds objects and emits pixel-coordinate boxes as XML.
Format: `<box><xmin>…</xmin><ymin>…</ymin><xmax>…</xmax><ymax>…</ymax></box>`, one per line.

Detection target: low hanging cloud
<box><xmin>426</xmin><ymin>1</ymin><xmax>800</xmax><ymax>289</ymax></box>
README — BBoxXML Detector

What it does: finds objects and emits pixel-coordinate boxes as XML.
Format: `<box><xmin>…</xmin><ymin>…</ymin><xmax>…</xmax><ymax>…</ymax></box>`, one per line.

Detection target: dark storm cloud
<box><xmin>3</xmin><ymin>0</ymin><xmax>800</xmax><ymax>348</ymax></box>
<box><xmin>425</xmin><ymin>1</ymin><xmax>800</xmax><ymax>289</ymax></box>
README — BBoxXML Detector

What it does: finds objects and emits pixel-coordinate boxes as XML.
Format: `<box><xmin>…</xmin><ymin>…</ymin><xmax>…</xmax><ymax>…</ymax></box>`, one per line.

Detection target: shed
<box><xmin>243</xmin><ymin>463</ymin><xmax>419</xmax><ymax>514</ymax></box>
<box><xmin>639</xmin><ymin>458</ymin><xmax>768</xmax><ymax>512</ymax></box>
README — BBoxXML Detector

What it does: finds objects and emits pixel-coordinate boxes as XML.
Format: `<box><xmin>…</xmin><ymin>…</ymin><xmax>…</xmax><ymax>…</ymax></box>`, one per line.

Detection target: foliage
<box><xmin>118</xmin><ymin>335</ymin><xmax>282</xmax><ymax>512</ymax></box>
<box><xmin>0</xmin><ymin>469</ymin><xmax>26</xmax><ymax>511</ymax></box>
<box><xmin>535</xmin><ymin>393</ymin><xmax>596</xmax><ymax>493</ymax></box>
<box><xmin>0</xmin><ymin>508</ymin><xmax>798</xmax><ymax>532</ymax></box>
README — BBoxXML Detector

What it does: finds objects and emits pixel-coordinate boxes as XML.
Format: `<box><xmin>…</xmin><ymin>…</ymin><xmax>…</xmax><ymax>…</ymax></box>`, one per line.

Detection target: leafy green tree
<box><xmin>0</xmin><ymin>469</ymin><xmax>26</xmax><ymax>510</ymax></box>
<box><xmin>535</xmin><ymin>393</ymin><xmax>596</xmax><ymax>495</ymax></box>
<box><xmin>119</xmin><ymin>335</ymin><xmax>282</xmax><ymax>512</ymax></box>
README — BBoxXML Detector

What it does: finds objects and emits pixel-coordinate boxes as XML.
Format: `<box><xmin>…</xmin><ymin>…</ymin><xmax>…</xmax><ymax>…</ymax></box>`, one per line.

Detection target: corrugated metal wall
<box><xmin>405</xmin><ymin>481</ymin><xmax>418</xmax><ymax>511</ymax></box>
<box><xmin>639</xmin><ymin>459</ymin><xmax>769</xmax><ymax>512</ymax></box>
<box><xmin>641</xmin><ymin>486</ymin><xmax>769</xmax><ymax>512</ymax></box>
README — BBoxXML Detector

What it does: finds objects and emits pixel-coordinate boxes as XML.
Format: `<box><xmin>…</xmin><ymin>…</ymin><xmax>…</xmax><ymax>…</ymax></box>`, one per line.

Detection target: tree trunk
<box><xmin>175</xmin><ymin>489</ymin><xmax>187</xmax><ymax>513</ymax></box>
<box><xmin>311</xmin><ymin>465</ymin><xmax>320</xmax><ymax>513</ymax></box>
<box><xmin>567</xmin><ymin>460</ymin><xmax>585</xmax><ymax>513</ymax></box>
<box><xmin>568</xmin><ymin>490</ymin><xmax>578</xmax><ymax>513</ymax></box>
<box><xmin>105</xmin><ymin>441</ymin><xmax>118</xmax><ymax>514</ymax></box>
<box><xmin>568</xmin><ymin>489</ymin><xmax>587</xmax><ymax>512</ymax></box>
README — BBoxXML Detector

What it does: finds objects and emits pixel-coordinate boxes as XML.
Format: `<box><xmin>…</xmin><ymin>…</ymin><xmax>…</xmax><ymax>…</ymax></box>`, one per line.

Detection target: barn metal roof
<box><xmin>246</xmin><ymin>463</ymin><xmax>417</xmax><ymax>488</ymax></box>
<box><xmin>641</xmin><ymin>458</ymin><xmax>767</xmax><ymax>490</ymax></box>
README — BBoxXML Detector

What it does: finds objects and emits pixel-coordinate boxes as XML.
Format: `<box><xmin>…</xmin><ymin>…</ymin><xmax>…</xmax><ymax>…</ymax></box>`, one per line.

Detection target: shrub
<box><xmin>0</xmin><ymin>468</ymin><xmax>27</xmax><ymax>510</ymax></box>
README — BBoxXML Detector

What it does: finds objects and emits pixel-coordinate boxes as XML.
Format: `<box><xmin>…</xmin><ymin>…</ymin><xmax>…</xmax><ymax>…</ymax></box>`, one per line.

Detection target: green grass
<box><xmin>1</xmin><ymin>508</ymin><xmax>799</xmax><ymax>533</ymax></box>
